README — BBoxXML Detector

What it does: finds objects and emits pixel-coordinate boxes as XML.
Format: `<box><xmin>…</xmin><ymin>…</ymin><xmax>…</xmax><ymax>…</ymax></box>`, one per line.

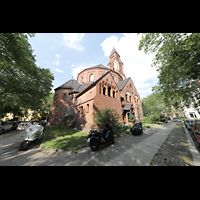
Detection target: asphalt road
<box><xmin>0</xmin><ymin>122</ymin><xmax>175</xmax><ymax>166</ymax></box>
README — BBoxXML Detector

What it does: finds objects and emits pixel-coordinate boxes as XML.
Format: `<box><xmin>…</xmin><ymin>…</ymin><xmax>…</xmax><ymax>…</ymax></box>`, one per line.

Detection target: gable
<box><xmin>76</xmin><ymin>70</ymin><xmax>120</xmax><ymax>99</ymax></box>
<box><xmin>121</xmin><ymin>78</ymin><xmax>141</xmax><ymax>99</ymax></box>
<box><xmin>117</xmin><ymin>78</ymin><xmax>130</xmax><ymax>91</ymax></box>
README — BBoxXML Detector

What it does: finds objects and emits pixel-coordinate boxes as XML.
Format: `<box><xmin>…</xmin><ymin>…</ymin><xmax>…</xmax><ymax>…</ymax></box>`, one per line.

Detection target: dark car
<box><xmin>160</xmin><ymin>116</ymin><xmax>168</xmax><ymax>123</ymax></box>
<box><xmin>10</xmin><ymin>121</ymin><xmax>19</xmax><ymax>130</ymax></box>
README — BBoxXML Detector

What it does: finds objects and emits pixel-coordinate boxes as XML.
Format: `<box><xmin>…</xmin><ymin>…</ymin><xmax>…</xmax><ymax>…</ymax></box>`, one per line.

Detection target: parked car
<box><xmin>190</xmin><ymin>119</ymin><xmax>200</xmax><ymax>135</ymax></box>
<box><xmin>173</xmin><ymin>118</ymin><xmax>181</xmax><ymax>122</ymax></box>
<box><xmin>193</xmin><ymin>122</ymin><xmax>200</xmax><ymax>145</ymax></box>
<box><xmin>10</xmin><ymin>121</ymin><xmax>19</xmax><ymax>130</ymax></box>
<box><xmin>17</xmin><ymin>121</ymin><xmax>31</xmax><ymax>130</ymax></box>
<box><xmin>185</xmin><ymin>118</ymin><xmax>195</xmax><ymax>130</ymax></box>
<box><xmin>0</xmin><ymin>121</ymin><xmax>12</xmax><ymax>135</ymax></box>
<box><xmin>160</xmin><ymin>116</ymin><xmax>168</xmax><ymax>123</ymax></box>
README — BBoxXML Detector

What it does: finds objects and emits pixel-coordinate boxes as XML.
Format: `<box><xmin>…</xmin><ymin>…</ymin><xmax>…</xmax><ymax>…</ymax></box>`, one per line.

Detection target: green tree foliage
<box><xmin>94</xmin><ymin>107</ymin><xmax>119</xmax><ymax>129</ymax></box>
<box><xmin>142</xmin><ymin>89</ymin><xmax>171</xmax><ymax>123</ymax></box>
<box><xmin>0</xmin><ymin>33</ymin><xmax>54</xmax><ymax>114</ymax></box>
<box><xmin>138</xmin><ymin>33</ymin><xmax>200</xmax><ymax>110</ymax></box>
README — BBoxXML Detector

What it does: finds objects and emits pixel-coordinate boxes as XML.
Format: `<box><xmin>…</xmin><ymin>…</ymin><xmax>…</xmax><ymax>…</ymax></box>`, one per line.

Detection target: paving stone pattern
<box><xmin>149</xmin><ymin>123</ymin><xmax>194</xmax><ymax>166</ymax></box>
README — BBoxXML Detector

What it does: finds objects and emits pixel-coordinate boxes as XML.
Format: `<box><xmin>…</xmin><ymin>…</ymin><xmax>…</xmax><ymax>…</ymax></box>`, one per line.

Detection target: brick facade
<box><xmin>49</xmin><ymin>48</ymin><xmax>143</xmax><ymax>128</ymax></box>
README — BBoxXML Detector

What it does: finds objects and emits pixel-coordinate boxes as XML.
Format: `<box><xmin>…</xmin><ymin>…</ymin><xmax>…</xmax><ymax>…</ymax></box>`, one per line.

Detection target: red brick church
<box><xmin>49</xmin><ymin>48</ymin><xmax>143</xmax><ymax>129</ymax></box>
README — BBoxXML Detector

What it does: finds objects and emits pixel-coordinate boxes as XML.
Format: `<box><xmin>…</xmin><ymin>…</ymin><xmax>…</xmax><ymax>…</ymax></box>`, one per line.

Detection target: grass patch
<box><xmin>40</xmin><ymin>126</ymin><xmax>88</xmax><ymax>150</ymax></box>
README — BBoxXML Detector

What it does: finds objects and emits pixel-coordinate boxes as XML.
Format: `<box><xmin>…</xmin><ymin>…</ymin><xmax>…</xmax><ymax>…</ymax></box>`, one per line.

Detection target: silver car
<box><xmin>0</xmin><ymin>121</ymin><xmax>12</xmax><ymax>134</ymax></box>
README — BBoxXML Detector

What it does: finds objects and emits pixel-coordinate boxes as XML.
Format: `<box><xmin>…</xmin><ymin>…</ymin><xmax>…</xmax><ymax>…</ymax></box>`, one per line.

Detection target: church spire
<box><xmin>109</xmin><ymin>47</ymin><xmax>119</xmax><ymax>57</ymax></box>
<box><xmin>107</xmin><ymin>47</ymin><xmax>126</xmax><ymax>79</ymax></box>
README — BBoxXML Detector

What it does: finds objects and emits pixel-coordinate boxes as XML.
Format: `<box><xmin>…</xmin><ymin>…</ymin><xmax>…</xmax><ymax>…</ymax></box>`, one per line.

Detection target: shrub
<box><xmin>58</xmin><ymin>115</ymin><xmax>74</xmax><ymax>127</ymax></box>
<box><xmin>94</xmin><ymin>107</ymin><xmax>119</xmax><ymax>129</ymax></box>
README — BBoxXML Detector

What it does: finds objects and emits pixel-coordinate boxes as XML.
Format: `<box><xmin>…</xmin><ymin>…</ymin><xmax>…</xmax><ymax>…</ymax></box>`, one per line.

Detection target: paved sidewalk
<box><xmin>103</xmin><ymin>122</ymin><xmax>177</xmax><ymax>166</ymax></box>
<box><xmin>149</xmin><ymin>123</ymin><xmax>194</xmax><ymax>166</ymax></box>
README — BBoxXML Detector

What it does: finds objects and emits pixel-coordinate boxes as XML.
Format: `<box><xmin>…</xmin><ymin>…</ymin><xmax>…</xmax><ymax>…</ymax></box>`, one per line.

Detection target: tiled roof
<box><xmin>124</xmin><ymin>103</ymin><xmax>132</xmax><ymax>110</ymax></box>
<box><xmin>54</xmin><ymin>79</ymin><xmax>80</xmax><ymax>91</ymax></box>
<box><xmin>117</xmin><ymin>78</ymin><xmax>130</xmax><ymax>91</ymax></box>
<box><xmin>69</xmin><ymin>83</ymin><xmax>92</xmax><ymax>94</ymax></box>
<box><xmin>77</xmin><ymin>64</ymin><xmax>108</xmax><ymax>76</ymax></box>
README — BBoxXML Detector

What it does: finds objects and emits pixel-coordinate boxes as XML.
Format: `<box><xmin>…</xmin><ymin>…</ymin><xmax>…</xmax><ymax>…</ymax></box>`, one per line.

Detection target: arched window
<box><xmin>103</xmin><ymin>87</ymin><xmax>106</xmax><ymax>95</ymax></box>
<box><xmin>86</xmin><ymin>104</ymin><xmax>89</xmax><ymax>113</ymax></box>
<box><xmin>129</xmin><ymin>96</ymin><xmax>131</xmax><ymax>102</ymax></box>
<box><xmin>99</xmin><ymin>83</ymin><xmax>101</xmax><ymax>94</ymax></box>
<box><xmin>108</xmin><ymin>86</ymin><xmax>111</xmax><ymax>97</ymax></box>
<box><xmin>90</xmin><ymin>74</ymin><xmax>94</xmax><ymax>81</ymax></box>
<box><xmin>81</xmin><ymin>77</ymin><xmax>84</xmax><ymax>83</ymax></box>
<box><xmin>63</xmin><ymin>93</ymin><xmax>67</xmax><ymax>100</ymax></box>
<box><xmin>113</xmin><ymin>91</ymin><xmax>115</xmax><ymax>98</ymax></box>
<box><xmin>125</xmin><ymin>94</ymin><xmax>128</xmax><ymax>102</ymax></box>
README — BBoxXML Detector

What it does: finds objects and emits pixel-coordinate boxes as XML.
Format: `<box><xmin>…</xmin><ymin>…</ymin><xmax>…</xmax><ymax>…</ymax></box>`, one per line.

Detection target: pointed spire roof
<box><xmin>109</xmin><ymin>47</ymin><xmax>119</xmax><ymax>57</ymax></box>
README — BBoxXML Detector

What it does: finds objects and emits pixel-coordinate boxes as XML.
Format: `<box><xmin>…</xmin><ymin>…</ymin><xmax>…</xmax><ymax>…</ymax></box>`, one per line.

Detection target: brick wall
<box><xmin>49</xmin><ymin>88</ymin><xmax>75</xmax><ymax>124</ymax></box>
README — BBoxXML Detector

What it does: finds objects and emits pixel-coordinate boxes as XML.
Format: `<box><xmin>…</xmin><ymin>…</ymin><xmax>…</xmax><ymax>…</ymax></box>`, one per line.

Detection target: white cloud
<box><xmin>101</xmin><ymin>33</ymin><xmax>158</xmax><ymax>97</ymax></box>
<box><xmin>71</xmin><ymin>65</ymin><xmax>86</xmax><ymax>79</ymax></box>
<box><xmin>62</xmin><ymin>33</ymin><xmax>85</xmax><ymax>51</ymax></box>
<box><xmin>53</xmin><ymin>60</ymin><xmax>60</xmax><ymax>66</ymax></box>
<box><xmin>55</xmin><ymin>54</ymin><xmax>61</xmax><ymax>58</ymax></box>
<box><xmin>53</xmin><ymin>68</ymin><xmax>63</xmax><ymax>73</ymax></box>
<box><xmin>137</xmin><ymin>87</ymin><xmax>152</xmax><ymax>94</ymax></box>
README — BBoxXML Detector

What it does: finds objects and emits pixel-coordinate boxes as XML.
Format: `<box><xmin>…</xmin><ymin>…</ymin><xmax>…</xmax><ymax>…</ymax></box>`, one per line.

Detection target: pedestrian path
<box><xmin>149</xmin><ymin>123</ymin><xmax>194</xmax><ymax>166</ymax></box>
<box><xmin>103</xmin><ymin>122</ymin><xmax>177</xmax><ymax>166</ymax></box>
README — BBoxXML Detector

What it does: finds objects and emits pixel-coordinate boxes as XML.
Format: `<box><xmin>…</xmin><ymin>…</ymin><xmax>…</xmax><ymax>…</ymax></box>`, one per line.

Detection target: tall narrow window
<box><xmin>79</xmin><ymin>106</ymin><xmax>83</xmax><ymax>114</ymax></box>
<box><xmin>125</xmin><ymin>94</ymin><xmax>128</xmax><ymax>102</ymax></box>
<box><xmin>86</xmin><ymin>104</ymin><xmax>89</xmax><ymax>113</ymax></box>
<box><xmin>99</xmin><ymin>83</ymin><xmax>101</xmax><ymax>94</ymax></box>
<box><xmin>113</xmin><ymin>91</ymin><xmax>115</xmax><ymax>98</ymax></box>
<box><xmin>63</xmin><ymin>93</ymin><xmax>67</xmax><ymax>100</ymax></box>
<box><xmin>129</xmin><ymin>96</ymin><xmax>131</xmax><ymax>102</ymax></box>
<box><xmin>108</xmin><ymin>86</ymin><xmax>111</xmax><ymax>97</ymax></box>
<box><xmin>103</xmin><ymin>87</ymin><xmax>106</xmax><ymax>95</ymax></box>
<box><xmin>81</xmin><ymin>77</ymin><xmax>84</xmax><ymax>83</ymax></box>
<box><xmin>90</xmin><ymin>74</ymin><xmax>94</xmax><ymax>81</ymax></box>
<box><xmin>55</xmin><ymin>94</ymin><xmax>58</xmax><ymax>101</ymax></box>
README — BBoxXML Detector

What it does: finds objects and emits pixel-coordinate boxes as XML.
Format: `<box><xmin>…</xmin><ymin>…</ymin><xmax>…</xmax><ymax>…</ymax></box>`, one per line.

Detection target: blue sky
<box><xmin>28</xmin><ymin>33</ymin><xmax>158</xmax><ymax>99</ymax></box>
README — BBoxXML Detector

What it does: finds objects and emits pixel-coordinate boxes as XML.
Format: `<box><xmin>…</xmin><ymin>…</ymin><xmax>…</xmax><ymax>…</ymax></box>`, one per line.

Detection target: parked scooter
<box><xmin>87</xmin><ymin>124</ymin><xmax>114</xmax><ymax>151</ymax></box>
<box><xmin>130</xmin><ymin>122</ymin><xmax>143</xmax><ymax>135</ymax></box>
<box><xmin>19</xmin><ymin>124</ymin><xmax>44</xmax><ymax>151</ymax></box>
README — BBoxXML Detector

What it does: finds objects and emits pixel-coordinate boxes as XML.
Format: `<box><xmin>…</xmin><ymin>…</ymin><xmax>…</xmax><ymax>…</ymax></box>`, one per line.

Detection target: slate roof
<box><xmin>88</xmin><ymin>64</ymin><xmax>108</xmax><ymax>70</ymax></box>
<box><xmin>124</xmin><ymin>103</ymin><xmax>132</xmax><ymax>110</ymax></box>
<box><xmin>77</xmin><ymin>64</ymin><xmax>108</xmax><ymax>77</ymax></box>
<box><xmin>117</xmin><ymin>77</ymin><xmax>130</xmax><ymax>91</ymax></box>
<box><xmin>68</xmin><ymin>83</ymin><xmax>92</xmax><ymax>94</ymax></box>
<box><xmin>109</xmin><ymin>47</ymin><xmax>119</xmax><ymax>57</ymax></box>
<box><xmin>54</xmin><ymin>79</ymin><xmax>80</xmax><ymax>91</ymax></box>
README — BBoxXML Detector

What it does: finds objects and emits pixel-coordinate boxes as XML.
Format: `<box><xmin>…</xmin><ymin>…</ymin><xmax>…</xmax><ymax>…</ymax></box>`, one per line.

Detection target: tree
<box><xmin>39</xmin><ymin>92</ymin><xmax>54</xmax><ymax>120</ymax></box>
<box><xmin>141</xmin><ymin>88</ymin><xmax>171</xmax><ymax>123</ymax></box>
<box><xmin>94</xmin><ymin>107</ymin><xmax>119</xmax><ymax>129</ymax></box>
<box><xmin>138</xmin><ymin>33</ymin><xmax>200</xmax><ymax>110</ymax></box>
<box><xmin>0</xmin><ymin>33</ymin><xmax>54</xmax><ymax>114</ymax></box>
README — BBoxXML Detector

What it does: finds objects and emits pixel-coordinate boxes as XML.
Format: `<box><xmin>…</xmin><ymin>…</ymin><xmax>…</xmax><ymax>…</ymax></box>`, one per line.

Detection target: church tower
<box><xmin>107</xmin><ymin>47</ymin><xmax>126</xmax><ymax>79</ymax></box>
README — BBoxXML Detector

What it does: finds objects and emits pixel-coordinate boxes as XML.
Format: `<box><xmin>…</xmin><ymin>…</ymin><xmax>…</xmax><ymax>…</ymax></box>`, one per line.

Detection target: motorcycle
<box><xmin>130</xmin><ymin>122</ymin><xmax>143</xmax><ymax>135</ymax></box>
<box><xmin>19</xmin><ymin>124</ymin><xmax>44</xmax><ymax>151</ymax></box>
<box><xmin>87</xmin><ymin>124</ymin><xmax>114</xmax><ymax>151</ymax></box>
